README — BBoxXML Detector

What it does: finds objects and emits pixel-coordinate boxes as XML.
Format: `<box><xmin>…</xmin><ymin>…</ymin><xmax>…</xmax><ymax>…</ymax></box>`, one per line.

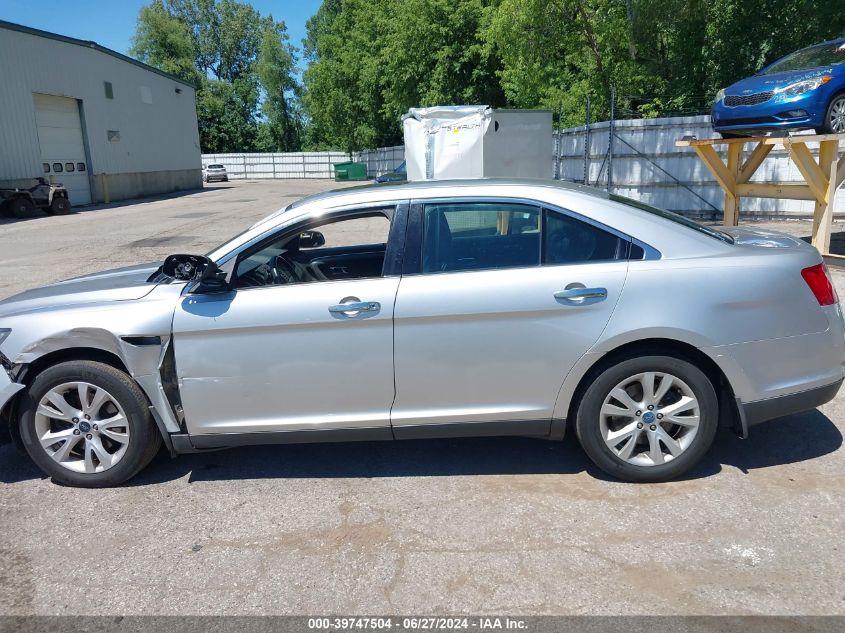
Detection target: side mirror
<box><xmin>298</xmin><ymin>230</ymin><xmax>325</xmax><ymax>249</ymax></box>
<box><xmin>162</xmin><ymin>254</ymin><xmax>231</xmax><ymax>293</ymax></box>
<box><xmin>162</xmin><ymin>254</ymin><xmax>211</xmax><ymax>281</ymax></box>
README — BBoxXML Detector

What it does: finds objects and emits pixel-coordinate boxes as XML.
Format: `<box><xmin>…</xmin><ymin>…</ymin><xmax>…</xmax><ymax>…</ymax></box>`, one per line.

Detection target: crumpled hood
<box><xmin>722</xmin><ymin>226</ymin><xmax>810</xmax><ymax>249</ymax></box>
<box><xmin>0</xmin><ymin>263</ymin><xmax>160</xmax><ymax>318</ymax></box>
<box><xmin>726</xmin><ymin>67</ymin><xmax>834</xmax><ymax>94</ymax></box>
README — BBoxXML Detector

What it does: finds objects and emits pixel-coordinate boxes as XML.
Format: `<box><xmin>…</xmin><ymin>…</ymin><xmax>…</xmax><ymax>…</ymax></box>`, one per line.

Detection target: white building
<box><xmin>0</xmin><ymin>20</ymin><xmax>202</xmax><ymax>206</ymax></box>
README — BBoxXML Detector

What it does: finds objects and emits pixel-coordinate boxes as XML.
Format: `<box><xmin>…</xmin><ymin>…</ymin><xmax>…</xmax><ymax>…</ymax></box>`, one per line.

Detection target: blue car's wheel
<box><xmin>817</xmin><ymin>94</ymin><xmax>845</xmax><ymax>135</ymax></box>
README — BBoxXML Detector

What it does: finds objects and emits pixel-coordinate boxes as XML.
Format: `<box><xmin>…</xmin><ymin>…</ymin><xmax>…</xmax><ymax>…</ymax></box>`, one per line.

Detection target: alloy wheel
<box><xmin>830</xmin><ymin>97</ymin><xmax>845</xmax><ymax>134</ymax></box>
<box><xmin>34</xmin><ymin>381</ymin><xmax>131</xmax><ymax>474</ymax></box>
<box><xmin>599</xmin><ymin>371</ymin><xmax>700</xmax><ymax>466</ymax></box>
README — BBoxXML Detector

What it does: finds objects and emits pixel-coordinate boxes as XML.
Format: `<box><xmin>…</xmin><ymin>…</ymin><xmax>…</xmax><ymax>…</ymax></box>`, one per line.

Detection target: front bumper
<box><xmin>711</xmin><ymin>90</ymin><xmax>828</xmax><ymax>133</ymax></box>
<box><xmin>742</xmin><ymin>377</ymin><xmax>843</xmax><ymax>426</ymax></box>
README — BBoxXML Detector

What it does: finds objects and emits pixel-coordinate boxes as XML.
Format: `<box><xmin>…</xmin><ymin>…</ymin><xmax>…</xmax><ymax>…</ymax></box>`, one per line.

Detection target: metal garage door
<box><xmin>33</xmin><ymin>93</ymin><xmax>91</xmax><ymax>205</ymax></box>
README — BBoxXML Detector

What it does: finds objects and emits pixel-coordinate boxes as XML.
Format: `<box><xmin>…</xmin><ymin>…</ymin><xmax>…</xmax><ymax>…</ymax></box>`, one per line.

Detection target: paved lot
<box><xmin>1</xmin><ymin>180</ymin><xmax>844</xmax><ymax>616</ymax></box>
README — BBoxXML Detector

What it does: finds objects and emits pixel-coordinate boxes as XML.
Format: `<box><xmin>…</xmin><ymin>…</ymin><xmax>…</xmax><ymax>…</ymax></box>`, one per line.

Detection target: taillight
<box><xmin>801</xmin><ymin>263</ymin><xmax>837</xmax><ymax>306</ymax></box>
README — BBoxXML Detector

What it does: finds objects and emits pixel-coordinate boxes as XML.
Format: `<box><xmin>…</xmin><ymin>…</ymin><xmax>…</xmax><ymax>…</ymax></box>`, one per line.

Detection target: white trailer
<box><xmin>402</xmin><ymin>106</ymin><xmax>553</xmax><ymax>181</ymax></box>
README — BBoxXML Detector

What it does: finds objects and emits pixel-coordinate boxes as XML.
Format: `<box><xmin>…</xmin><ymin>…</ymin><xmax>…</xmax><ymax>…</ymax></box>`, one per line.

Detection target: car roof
<box><xmin>288</xmin><ymin>178</ymin><xmax>609</xmax><ymax>210</ymax></box>
<box><xmin>221</xmin><ymin>176</ymin><xmax>733</xmax><ymax>265</ymax></box>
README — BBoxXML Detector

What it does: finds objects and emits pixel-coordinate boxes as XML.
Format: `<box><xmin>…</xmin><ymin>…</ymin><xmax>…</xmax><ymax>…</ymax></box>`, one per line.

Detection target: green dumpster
<box><xmin>334</xmin><ymin>161</ymin><xmax>369</xmax><ymax>181</ymax></box>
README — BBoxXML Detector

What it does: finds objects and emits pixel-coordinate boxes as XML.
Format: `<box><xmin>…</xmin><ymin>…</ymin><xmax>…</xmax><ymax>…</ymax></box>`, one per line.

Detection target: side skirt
<box><xmin>170</xmin><ymin>419</ymin><xmax>563</xmax><ymax>454</ymax></box>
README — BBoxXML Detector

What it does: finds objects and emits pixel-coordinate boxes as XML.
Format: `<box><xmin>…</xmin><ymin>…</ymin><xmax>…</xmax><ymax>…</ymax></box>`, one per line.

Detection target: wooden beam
<box><xmin>738</xmin><ymin>143</ymin><xmax>772</xmax><ymax>183</ymax></box>
<box><xmin>675</xmin><ymin>132</ymin><xmax>845</xmax><ymax>148</ymax></box>
<box><xmin>837</xmin><ymin>156</ymin><xmax>845</xmax><ymax>189</ymax></box>
<box><xmin>724</xmin><ymin>143</ymin><xmax>743</xmax><ymax>225</ymax></box>
<box><xmin>735</xmin><ymin>183</ymin><xmax>816</xmax><ymax>200</ymax></box>
<box><xmin>788</xmin><ymin>142</ymin><xmax>829</xmax><ymax>204</ymax></box>
<box><xmin>813</xmin><ymin>140</ymin><xmax>839</xmax><ymax>255</ymax></box>
<box><xmin>676</xmin><ymin>136</ymin><xmax>751</xmax><ymax>147</ymax></box>
<box><xmin>693</xmin><ymin>145</ymin><xmax>736</xmax><ymax>196</ymax></box>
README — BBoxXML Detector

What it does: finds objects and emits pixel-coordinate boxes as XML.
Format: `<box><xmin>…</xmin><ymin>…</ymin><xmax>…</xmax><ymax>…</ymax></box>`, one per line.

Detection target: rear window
<box><xmin>609</xmin><ymin>194</ymin><xmax>734</xmax><ymax>244</ymax></box>
<box><xmin>764</xmin><ymin>41</ymin><xmax>845</xmax><ymax>74</ymax></box>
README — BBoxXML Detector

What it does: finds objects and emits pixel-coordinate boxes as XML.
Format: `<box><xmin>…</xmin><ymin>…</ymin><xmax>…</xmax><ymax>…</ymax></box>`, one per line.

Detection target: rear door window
<box><xmin>422</xmin><ymin>203</ymin><xmax>541</xmax><ymax>273</ymax></box>
<box><xmin>543</xmin><ymin>210</ymin><xmax>625</xmax><ymax>264</ymax></box>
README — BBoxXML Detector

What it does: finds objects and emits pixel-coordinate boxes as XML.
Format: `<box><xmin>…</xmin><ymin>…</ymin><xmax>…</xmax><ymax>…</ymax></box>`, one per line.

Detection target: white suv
<box><xmin>203</xmin><ymin>164</ymin><xmax>228</xmax><ymax>183</ymax></box>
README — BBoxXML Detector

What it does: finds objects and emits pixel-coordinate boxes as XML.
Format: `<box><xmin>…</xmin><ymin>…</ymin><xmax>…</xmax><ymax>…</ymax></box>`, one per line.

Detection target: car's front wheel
<box><xmin>575</xmin><ymin>355</ymin><xmax>719</xmax><ymax>482</ymax></box>
<box><xmin>19</xmin><ymin>361</ymin><xmax>162</xmax><ymax>487</ymax></box>
<box><xmin>817</xmin><ymin>93</ymin><xmax>845</xmax><ymax>135</ymax></box>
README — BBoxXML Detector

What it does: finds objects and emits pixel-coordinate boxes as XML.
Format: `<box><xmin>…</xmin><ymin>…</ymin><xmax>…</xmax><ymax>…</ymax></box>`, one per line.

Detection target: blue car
<box><xmin>375</xmin><ymin>161</ymin><xmax>407</xmax><ymax>183</ymax></box>
<box><xmin>712</xmin><ymin>38</ymin><xmax>845</xmax><ymax>137</ymax></box>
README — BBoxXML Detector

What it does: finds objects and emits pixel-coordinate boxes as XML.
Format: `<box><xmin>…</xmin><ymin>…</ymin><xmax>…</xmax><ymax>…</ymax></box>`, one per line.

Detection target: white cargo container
<box><xmin>402</xmin><ymin>106</ymin><xmax>552</xmax><ymax>181</ymax></box>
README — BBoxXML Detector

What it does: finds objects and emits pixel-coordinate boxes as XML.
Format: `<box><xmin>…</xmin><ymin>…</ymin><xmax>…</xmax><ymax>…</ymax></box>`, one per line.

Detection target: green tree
<box><xmin>130</xmin><ymin>0</ymin><xmax>203</xmax><ymax>86</ymax></box>
<box><xmin>303</xmin><ymin>0</ymin><xmax>505</xmax><ymax>152</ymax></box>
<box><xmin>255</xmin><ymin>21</ymin><xmax>302</xmax><ymax>151</ymax></box>
<box><xmin>131</xmin><ymin>0</ymin><xmax>303</xmax><ymax>152</ymax></box>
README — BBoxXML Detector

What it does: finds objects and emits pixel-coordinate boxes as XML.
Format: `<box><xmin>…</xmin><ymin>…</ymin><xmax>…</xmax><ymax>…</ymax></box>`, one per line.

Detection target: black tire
<box><xmin>18</xmin><ymin>361</ymin><xmax>162</xmax><ymax>487</ymax></box>
<box><xmin>48</xmin><ymin>196</ymin><xmax>71</xmax><ymax>215</ymax></box>
<box><xmin>6</xmin><ymin>197</ymin><xmax>37</xmax><ymax>219</ymax></box>
<box><xmin>815</xmin><ymin>93</ymin><xmax>845</xmax><ymax>135</ymax></box>
<box><xmin>575</xmin><ymin>354</ymin><xmax>719</xmax><ymax>483</ymax></box>
<box><xmin>223</xmin><ymin>176</ymin><xmax>228</xmax><ymax>182</ymax></box>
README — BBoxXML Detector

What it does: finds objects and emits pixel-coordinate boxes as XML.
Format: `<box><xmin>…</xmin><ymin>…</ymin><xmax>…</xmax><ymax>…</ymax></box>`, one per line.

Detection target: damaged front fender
<box><xmin>0</xmin><ymin>366</ymin><xmax>25</xmax><ymax>445</ymax></box>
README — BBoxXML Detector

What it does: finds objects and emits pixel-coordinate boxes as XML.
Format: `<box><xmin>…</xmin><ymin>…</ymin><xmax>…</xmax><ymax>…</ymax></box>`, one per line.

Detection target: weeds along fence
<box><xmin>204</xmin><ymin>118</ymin><xmax>843</xmax><ymax>217</ymax></box>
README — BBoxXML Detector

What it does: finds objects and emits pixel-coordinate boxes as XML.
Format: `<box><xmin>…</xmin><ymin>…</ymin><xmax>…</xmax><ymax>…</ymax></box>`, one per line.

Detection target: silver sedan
<box><xmin>0</xmin><ymin>179</ymin><xmax>842</xmax><ymax>487</ymax></box>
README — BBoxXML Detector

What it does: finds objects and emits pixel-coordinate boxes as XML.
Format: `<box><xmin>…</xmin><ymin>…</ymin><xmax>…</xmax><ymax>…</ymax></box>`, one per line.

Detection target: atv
<box><xmin>0</xmin><ymin>177</ymin><xmax>72</xmax><ymax>218</ymax></box>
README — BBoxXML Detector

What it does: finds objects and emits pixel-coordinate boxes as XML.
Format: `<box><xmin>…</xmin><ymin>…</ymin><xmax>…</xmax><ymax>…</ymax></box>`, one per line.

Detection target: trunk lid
<box><xmin>722</xmin><ymin>226</ymin><xmax>811</xmax><ymax>250</ymax></box>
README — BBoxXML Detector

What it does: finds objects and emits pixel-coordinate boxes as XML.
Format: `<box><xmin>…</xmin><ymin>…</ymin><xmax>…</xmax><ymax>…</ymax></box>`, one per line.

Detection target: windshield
<box><xmin>208</xmin><ymin>164</ymin><xmax>225</xmax><ymax>169</ymax></box>
<box><xmin>608</xmin><ymin>194</ymin><xmax>734</xmax><ymax>244</ymax></box>
<box><xmin>763</xmin><ymin>41</ymin><xmax>845</xmax><ymax>74</ymax></box>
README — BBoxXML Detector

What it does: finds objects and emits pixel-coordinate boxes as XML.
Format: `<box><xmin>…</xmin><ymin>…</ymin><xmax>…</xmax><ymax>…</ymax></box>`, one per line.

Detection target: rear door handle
<box><xmin>554</xmin><ymin>287</ymin><xmax>608</xmax><ymax>302</ymax></box>
<box><xmin>328</xmin><ymin>298</ymin><xmax>380</xmax><ymax>315</ymax></box>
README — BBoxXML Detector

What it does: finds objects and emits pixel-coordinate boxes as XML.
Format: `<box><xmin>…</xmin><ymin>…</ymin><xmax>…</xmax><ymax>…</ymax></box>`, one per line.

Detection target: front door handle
<box><xmin>328</xmin><ymin>297</ymin><xmax>380</xmax><ymax>315</ymax></box>
<box><xmin>554</xmin><ymin>287</ymin><xmax>607</xmax><ymax>302</ymax></box>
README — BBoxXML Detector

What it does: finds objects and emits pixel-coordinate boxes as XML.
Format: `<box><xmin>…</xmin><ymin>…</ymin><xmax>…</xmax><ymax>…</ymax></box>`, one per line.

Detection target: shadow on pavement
<box><xmin>0</xmin><ymin>186</ymin><xmax>231</xmax><ymax>225</ymax></box>
<box><xmin>803</xmin><ymin>231</ymin><xmax>845</xmax><ymax>258</ymax></box>
<box><xmin>0</xmin><ymin>410</ymin><xmax>839</xmax><ymax>486</ymax></box>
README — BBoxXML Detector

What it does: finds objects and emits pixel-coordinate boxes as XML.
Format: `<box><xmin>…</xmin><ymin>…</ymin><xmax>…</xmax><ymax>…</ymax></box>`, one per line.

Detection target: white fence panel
<box><xmin>555</xmin><ymin>115</ymin><xmax>845</xmax><ymax>217</ymax></box>
<box><xmin>203</xmin><ymin>116</ymin><xmax>844</xmax><ymax>217</ymax></box>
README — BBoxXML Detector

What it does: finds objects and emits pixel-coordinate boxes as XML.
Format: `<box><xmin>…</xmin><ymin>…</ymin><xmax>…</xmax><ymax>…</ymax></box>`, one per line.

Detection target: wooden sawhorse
<box><xmin>676</xmin><ymin>134</ymin><xmax>845</xmax><ymax>256</ymax></box>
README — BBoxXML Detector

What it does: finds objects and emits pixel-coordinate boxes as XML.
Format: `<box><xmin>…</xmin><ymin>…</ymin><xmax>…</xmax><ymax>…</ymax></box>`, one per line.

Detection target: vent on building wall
<box><xmin>104</xmin><ymin>81</ymin><xmax>114</xmax><ymax>99</ymax></box>
<box><xmin>107</xmin><ymin>130</ymin><xmax>120</xmax><ymax>142</ymax></box>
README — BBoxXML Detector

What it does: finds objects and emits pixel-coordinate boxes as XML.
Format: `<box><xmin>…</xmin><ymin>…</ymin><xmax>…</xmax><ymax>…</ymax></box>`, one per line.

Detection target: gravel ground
<box><xmin>0</xmin><ymin>180</ymin><xmax>844</xmax><ymax>616</ymax></box>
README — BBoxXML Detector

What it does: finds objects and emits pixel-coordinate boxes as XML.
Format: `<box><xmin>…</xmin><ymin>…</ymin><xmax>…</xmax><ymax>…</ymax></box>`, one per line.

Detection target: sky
<box><xmin>0</xmin><ymin>0</ymin><xmax>322</xmax><ymax>67</ymax></box>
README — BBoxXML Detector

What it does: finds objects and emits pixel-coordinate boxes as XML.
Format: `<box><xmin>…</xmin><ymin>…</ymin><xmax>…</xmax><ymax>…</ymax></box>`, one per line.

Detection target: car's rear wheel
<box><xmin>575</xmin><ymin>355</ymin><xmax>719</xmax><ymax>482</ymax></box>
<box><xmin>816</xmin><ymin>94</ymin><xmax>845</xmax><ymax>135</ymax></box>
<box><xmin>19</xmin><ymin>361</ymin><xmax>162</xmax><ymax>487</ymax></box>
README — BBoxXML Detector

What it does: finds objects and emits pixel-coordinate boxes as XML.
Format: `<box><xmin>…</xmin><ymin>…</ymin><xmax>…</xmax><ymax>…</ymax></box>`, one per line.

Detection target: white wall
<box><xmin>0</xmin><ymin>25</ymin><xmax>201</xmax><ymax>182</ymax></box>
